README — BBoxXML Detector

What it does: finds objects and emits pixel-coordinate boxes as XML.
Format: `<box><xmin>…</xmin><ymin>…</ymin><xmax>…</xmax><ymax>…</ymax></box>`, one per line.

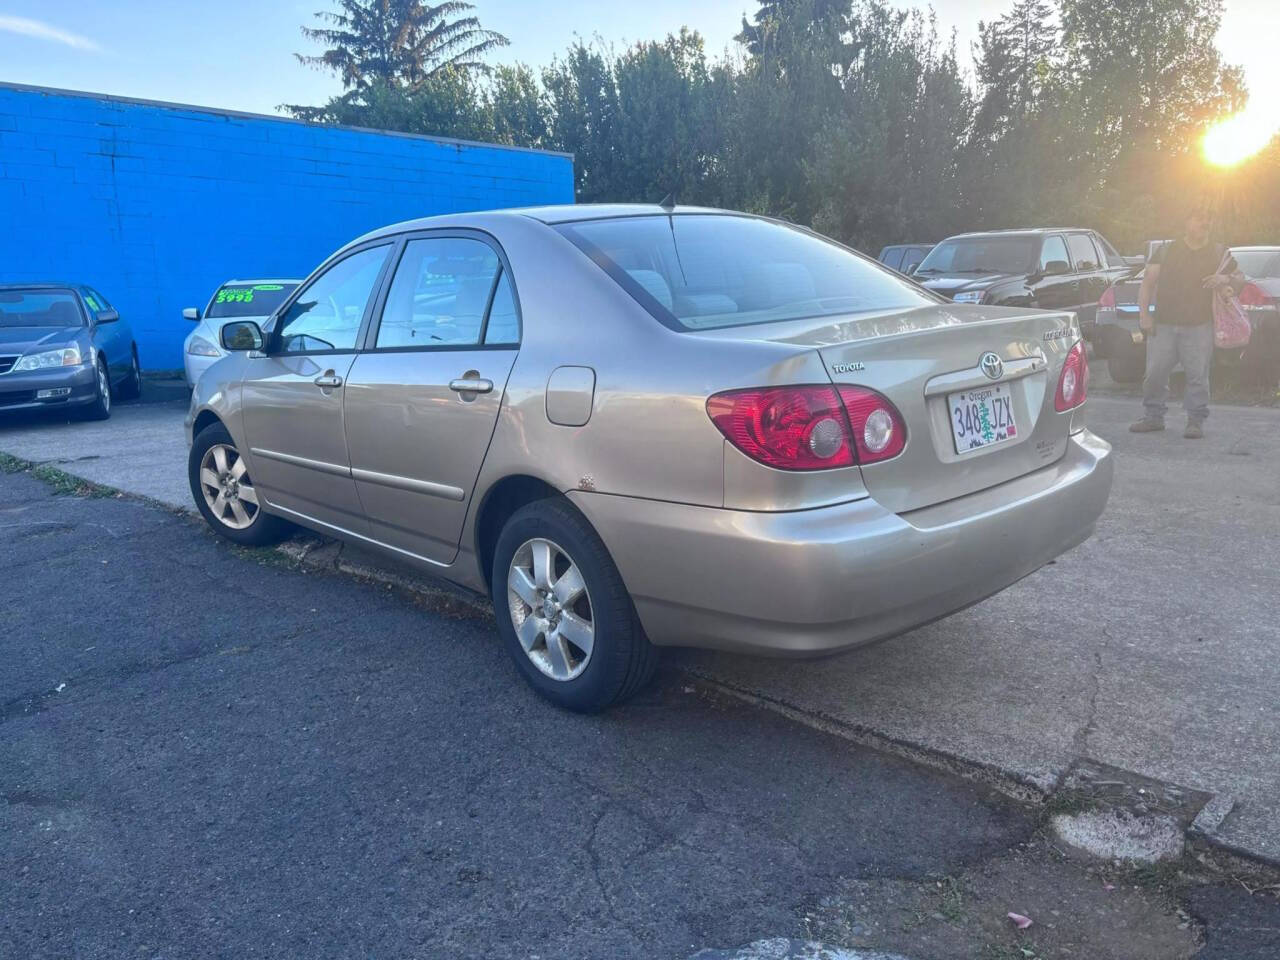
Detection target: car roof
<box><xmin>0</xmin><ymin>282</ymin><xmax>86</xmax><ymax>292</ymax></box>
<box><xmin>219</xmin><ymin>278</ymin><xmax>302</xmax><ymax>285</ymax></box>
<box><xmin>353</xmin><ymin>203</ymin><xmax>745</xmax><ymax>244</ymax></box>
<box><xmin>945</xmin><ymin>228</ymin><xmax>1094</xmax><ymax>239</ymax></box>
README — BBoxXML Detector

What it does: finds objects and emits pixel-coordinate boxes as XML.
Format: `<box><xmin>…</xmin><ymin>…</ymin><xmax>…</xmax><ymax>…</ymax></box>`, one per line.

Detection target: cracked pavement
<box><xmin>675</xmin><ymin>393</ymin><xmax>1280</xmax><ymax>864</ymax></box>
<box><xmin>0</xmin><ymin>468</ymin><xmax>1037</xmax><ymax>958</ymax></box>
<box><xmin>1</xmin><ymin>385</ymin><xmax>1278</xmax><ymax>868</ymax></box>
<box><xmin>4</xmin><ymin>408</ymin><xmax>1280</xmax><ymax>957</ymax></box>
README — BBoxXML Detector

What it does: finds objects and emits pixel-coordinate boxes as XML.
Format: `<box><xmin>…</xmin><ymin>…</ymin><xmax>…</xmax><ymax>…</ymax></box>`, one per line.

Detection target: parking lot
<box><xmin>3</xmin><ymin>384</ymin><xmax>1280</xmax><ymax>958</ymax></box>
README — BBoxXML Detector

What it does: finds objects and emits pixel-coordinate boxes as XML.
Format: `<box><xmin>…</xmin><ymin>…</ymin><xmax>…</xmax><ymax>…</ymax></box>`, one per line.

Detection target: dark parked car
<box><xmin>1094</xmin><ymin>246</ymin><xmax>1280</xmax><ymax>383</ymax></box>
<box><xmin>913</xmin><ymin>228</ymin><xmax>1131</xmax><ymax>332</ymax></box>
<box><xmin>0</xmin><ymin>283</ymin><xmax>140</xmax><ymax>419</ymax></box>
<box><xmin>877</xmin><ymin>242</ymin><xmax>936</xmax><ymax>275</ymax></box>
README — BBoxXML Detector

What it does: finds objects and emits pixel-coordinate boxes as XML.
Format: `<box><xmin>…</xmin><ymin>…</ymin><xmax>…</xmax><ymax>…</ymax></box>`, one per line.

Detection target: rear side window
<box><xmin>376</xmin><ymin>237</ymin><xmax>502</xmax><ymax>348</ymax></box>
<box><xmin>1039</xmin><ymin>236</ymin><xmax>1070</xmax><ymax>271</ymax></box>
<box><xmin>557</xmin><ymin>214</ymin><xmax>934</xmax><ymax>332</ymax></box>
<box><xmin>881</xmin><ymin>247</ymin><xmax>904</xmax><ymax>270</ymax></box>
<box><xmin>1068</xmin><ymin>234</ymin><xmax>1100</xmax><ymax>271</ymax></box>
<box><xmin>1094</xmin><ymin>234</ymin><xmax>1124</xmax><ymax>268</ymax></box>
<box><xmin>484</xmin><ymin>270</ymin><xmax>520</xmax><ymax>345</ymax></box>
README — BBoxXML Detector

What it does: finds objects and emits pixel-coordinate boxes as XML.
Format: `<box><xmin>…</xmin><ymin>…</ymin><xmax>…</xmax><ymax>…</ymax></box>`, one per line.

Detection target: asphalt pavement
<box><xmin>1</xmin><ymin>381</ymin><xmax>1277</xmax><ymax>867</ymax></box>
<box><xmin>3</xmin><ymin>419</ymin><xmax>1280</xmax><ymax>957</ymax></box>
<box><xmin>0</xmin><ymin>470</ymin><xmax>1036</xmax><ymax>957</ymax></box>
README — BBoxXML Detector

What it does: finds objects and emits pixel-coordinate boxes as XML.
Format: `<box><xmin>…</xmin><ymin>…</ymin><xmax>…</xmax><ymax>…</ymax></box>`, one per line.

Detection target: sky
<box><xmin>0</xmin><ymin>0</ymin><xmax>1275</xmax><ymax>120</ymax></box>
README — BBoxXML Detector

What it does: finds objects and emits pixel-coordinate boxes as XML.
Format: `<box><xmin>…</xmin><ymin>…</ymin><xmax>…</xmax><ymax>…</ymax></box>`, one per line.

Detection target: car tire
<box><xmin>118</xmin><ymin>347</ymin><xmax>142</xmax><ymax>400</ymax></box>
<box><xmin>492</xmin><ymin>497</ymin><xmax>658</xmax><ymax>712</ymax></box>
<box><xmin>189</xmin><ymin>421</ymin><xmax>289</xmax><ymax>546</ymax></box>
<box><xmin>81</xmin><ymin>357</ymin><xmax>112</xmax><ymax>421</ymax></box>
<box><xmin>1107</xmin><ymin>340</ymin><xmax>1146</xmax><ymax>384</ymax></box>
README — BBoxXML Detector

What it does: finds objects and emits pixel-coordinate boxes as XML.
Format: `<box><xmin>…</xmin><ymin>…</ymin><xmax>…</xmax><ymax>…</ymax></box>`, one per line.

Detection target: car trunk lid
<box><xmin>701</xmin><ymin>304</ymin><xmax>1082</xmax><ymax>514</ymax></box>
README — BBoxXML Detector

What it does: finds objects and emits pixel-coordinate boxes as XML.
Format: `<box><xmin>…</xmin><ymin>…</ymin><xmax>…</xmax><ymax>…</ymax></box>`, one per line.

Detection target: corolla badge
<box><xmin>979</xmin><ymin>352</ymin><xmax>1004</xmax><ymax>380</ymax></box>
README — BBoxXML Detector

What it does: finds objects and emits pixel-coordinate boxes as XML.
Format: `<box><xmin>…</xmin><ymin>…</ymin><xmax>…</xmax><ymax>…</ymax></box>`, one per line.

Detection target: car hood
<box><xmin>917</xmin><ymin>273</ymin><xmax>1021</xmax><ymax>298</ymax></box>
<box><xmin>0</xmin><ymin>325</ymin><xmax>83</xmax><ymax>354</ymax></box>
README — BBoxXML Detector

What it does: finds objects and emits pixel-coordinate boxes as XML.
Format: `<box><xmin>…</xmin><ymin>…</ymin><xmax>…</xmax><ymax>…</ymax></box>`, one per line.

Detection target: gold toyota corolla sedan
<box><xmin>186</xmin><ymin>205</ymin><xmax>1113</xmax><ymax>711</ymax></box>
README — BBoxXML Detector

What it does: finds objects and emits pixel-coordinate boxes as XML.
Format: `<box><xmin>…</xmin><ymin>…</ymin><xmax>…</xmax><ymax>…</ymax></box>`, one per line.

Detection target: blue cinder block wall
<box><xmin>0</xmin><ymin>83</ymin><xmax>574</xmax><ymax>369</ymax></box>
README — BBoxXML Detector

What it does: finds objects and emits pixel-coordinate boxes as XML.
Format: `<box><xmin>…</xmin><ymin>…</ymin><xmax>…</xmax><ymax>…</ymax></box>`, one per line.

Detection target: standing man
<box><xmin>1130</xmin><ymin>206</ymin><xmax>1242</xmax><ymax>438</ymax></box>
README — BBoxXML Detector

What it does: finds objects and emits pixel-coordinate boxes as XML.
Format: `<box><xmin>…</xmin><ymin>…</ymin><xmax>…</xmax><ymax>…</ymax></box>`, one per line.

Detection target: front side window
<box><xmin>1067</xmin><ymin>234</ymin><xmax>1100</xmax><ymax>272</ymax></box>
<box><xmin>0</xmin><ymin>289</ymin><xmax>84</xmax><ymax>327</ymax></box>
<box><xmin>376</xmin><ymin>238</ymin><xmax>501</xmax><ymax>348</ymax></box>
<box><xmin>916</xmin><ymin>236</ymin><xmax>1037</xmax><ymax>277</ymax></box>
<box><xmin>557</xmin><ymin>214</ymin><xmax>935</xmax><ymax>332</ymax></box>
<box><xmin>1039</xmin><ymin>236</ymin><xmax>1070</xmax><ymax>272</ymax></box>
<box><xmin>277</xmin><ymin>246</ymin><xmax>389</xmax><ymax>353</ymax></box>
<box><xmin>208</xmin><ymin>282</ymin><xmax>299</xmax><ymax>319</ymax></box>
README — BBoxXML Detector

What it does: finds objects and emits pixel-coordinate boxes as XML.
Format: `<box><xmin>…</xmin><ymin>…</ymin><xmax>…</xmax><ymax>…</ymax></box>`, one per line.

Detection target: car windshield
<box><xmin>1232</xmin><ymin>250</ymin><xmax>1280</xmax><ymax>280</ymax></box>
<box><xmin>207</xmin><ymin>282</ymin><xmax>299</xmax><ymax>319</ymax></box>
<box><xmin>0</xmin><ymin>289</ymin><xmax>84</xmax><ymax>327</ymax></box>
<box><xmin>915</xmin><ymin>237</ymin><xmax>1037</xmax><ymax>276</ymax></box>
<box><xmin>554</xmin><ymin>214</ymin><xmax>935</xmax><ymax>331</ymax></box>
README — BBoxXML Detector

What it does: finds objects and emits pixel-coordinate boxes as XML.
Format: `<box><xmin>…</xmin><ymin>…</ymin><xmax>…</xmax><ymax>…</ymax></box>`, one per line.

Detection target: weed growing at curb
<box><xmin>0</xmin><ymin>451</ymin><xmax>28</xmax><ymax>473</ymax></box>
<box><xmin>30</xmin><ymin>463</ymin><xmax>117</xmax><ymax>498</ymax></box>
<box><xmin>0</xmin><ymin>452</ymin><xmax>116</xmax><ymax>498</ymax></box>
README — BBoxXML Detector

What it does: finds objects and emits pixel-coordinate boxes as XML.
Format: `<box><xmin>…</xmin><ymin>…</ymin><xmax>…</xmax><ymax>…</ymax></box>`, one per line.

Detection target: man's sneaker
<box><xmin>1129</xmin><ymin>418</ymin><xmax>1165</xmax><ymax>433</ymax></box>
<box><xmin>1184</xmin><ymin>421</ymin><xmax>1204</xmax><ymax>439</ymax></box>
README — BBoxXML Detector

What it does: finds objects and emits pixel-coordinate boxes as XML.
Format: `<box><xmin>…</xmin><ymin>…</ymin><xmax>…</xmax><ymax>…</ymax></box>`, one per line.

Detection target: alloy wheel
<box><xmin>507</xmin><ymin>537</ymin><xmax>595</xmax><ymax>682</ymax></box>
<box><xmin>97</xmin><ymin>361</ymin><xmax>110</xmax><ymax>413</ymax></box>
<box><xmin>198</xmin><ymin>443</ymin><xmax>260</xmax><ymax>530</ymax></box>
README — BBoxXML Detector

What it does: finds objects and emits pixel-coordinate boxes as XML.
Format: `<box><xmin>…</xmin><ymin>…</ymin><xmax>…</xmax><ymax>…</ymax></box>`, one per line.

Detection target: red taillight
<box><xmin>707</xmin><ymin>386</ymin><xmax>854</xmax><ymax>470</ymax></box>
<box><xmin>836</xmin><ymin>385</ymin><xmax>907</xmax><ymax>463</ymax></box>
<box><xmin>1098</xmin><ymin>285</ymin><xmax>1116</xmax><ymax>309</ymax></box>
<box><xmin>1055</xmin><ymin>341</ymin><xmax>1089</xmax><ymax>412</ymax></box>
<box><xmin>707</xmin><ymin>384</ymin><xmax>906</xmax><ymax>470</ymax></box>
<box><xmin>1240</xmin><ymin>282</ymin><xmax>1268</xmax><ymax>308</ymax></box>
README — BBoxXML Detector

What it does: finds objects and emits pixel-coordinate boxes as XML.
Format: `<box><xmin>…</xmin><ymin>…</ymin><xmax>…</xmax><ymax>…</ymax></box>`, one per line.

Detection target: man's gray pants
<box><xmin>1142</xmin><ymin>323</ymin><xmax>1213</xmax><ymax>422</ymax></box>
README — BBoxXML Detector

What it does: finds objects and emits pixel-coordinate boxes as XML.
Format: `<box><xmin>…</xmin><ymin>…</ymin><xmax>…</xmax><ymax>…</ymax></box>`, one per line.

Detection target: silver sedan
<box><xmin>185</xmin><ymin>205</ymin><xmax>1113</xmax><ymax>711</ymax></box>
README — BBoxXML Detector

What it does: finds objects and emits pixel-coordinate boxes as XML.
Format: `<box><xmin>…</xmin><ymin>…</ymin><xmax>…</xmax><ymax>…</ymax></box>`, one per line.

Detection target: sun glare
<box><xmin>1202</xmin><ymin>107</ymin><xmax>1278</xmax><ymax>167</ymax></box>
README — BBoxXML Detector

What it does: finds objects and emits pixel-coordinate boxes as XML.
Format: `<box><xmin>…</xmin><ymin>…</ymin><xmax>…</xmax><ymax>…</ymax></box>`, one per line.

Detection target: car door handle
<box><xmin>314</xmin><ymin>373</ymin><xmax>343</xmax><ymax>389</ymax></box>
<box><xmin>449</xmin><ymin>377</ymin><xmax>493</xmax><ymax>394</ymax></box>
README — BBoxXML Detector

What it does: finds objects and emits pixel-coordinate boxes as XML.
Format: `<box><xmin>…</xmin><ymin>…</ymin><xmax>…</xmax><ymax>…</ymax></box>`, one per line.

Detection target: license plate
<box><xmin>949</xmin><ymin>384</ymin><xmax>1017</xmax><ymax>453</ymax></box>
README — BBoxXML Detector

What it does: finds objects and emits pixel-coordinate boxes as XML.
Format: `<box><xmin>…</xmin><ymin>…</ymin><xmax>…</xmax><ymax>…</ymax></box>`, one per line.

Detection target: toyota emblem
<box><xmin>979</xmin><ymin>352</ymin><xmax>1004</xmax><ymax>380</ymax></box>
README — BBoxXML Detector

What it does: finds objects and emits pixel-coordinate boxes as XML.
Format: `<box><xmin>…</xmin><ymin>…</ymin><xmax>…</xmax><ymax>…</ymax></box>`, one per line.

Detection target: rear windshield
<box><xmin>915</xmin><ymin>237</ymin><xmax>1037</xmax><ymax>276</ymax></box>
<box><xmin>207</xmin><ymin>282</ymin><xmax>299</xmax><ymax>319</ymax></box>
<box><xmin>555</xmin><ymin>214</ymin><xmax>935</xmax><ymax>331</ymax></box>
<box><xmin>0</xmin><ymin>289</ymin><xmax>84</xmax><ymax>327</ymax></box>
<box><xmin>1233</xmin><ymin>250</ymin><xmax>1280</xmax><ymax>280</ymax></box>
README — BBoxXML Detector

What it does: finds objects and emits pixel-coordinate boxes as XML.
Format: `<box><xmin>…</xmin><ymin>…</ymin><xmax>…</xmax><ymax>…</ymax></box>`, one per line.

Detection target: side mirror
<box><xmin>1043</xmin><ymin>260</ymin><xmax>1070</xmax><ymax>276</ymax></box>
<box><xmin>97</xmin><ymin>309</ymin><xmax>120</xmax><ymax>324</ymax></box>
<box><xmin>221</xmin><ymin>320</ymin><xmax>264</xmax><ymax>352</ymax></box>
<box><xmin>183</xmin><ymin>307</ymin><xmax>200</xmax><ymax>322</ymax></box>
<box><xmin>903</xmin><ymin>261</ymin><xmax>921</xmax><ymax>275</ymax></box>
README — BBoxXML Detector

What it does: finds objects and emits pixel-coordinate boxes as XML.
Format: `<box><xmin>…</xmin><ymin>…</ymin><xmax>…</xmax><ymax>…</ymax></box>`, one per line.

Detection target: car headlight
<box><xmin>187</xmin><ymin>335</ymin><xmax>222</xmax><ymax>357</ymax></box>
<box><xmin>952</xmin><ymin>291</ymin><xmax>985</xmax><ymax>304</ymax></box>
<box><xmin>14</xmin><ymin>345</ymin><xmax>83</xmax><ymax>371</ymax></box>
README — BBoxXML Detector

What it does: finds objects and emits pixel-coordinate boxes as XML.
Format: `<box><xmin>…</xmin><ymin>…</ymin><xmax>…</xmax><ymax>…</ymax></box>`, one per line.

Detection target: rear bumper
<box><xmin>569</xmin><ymin>430</ymin><xmax>1113</xmax><ymax>656</ymax></box>
<box><xmin>0</xmin><ymin>365</ymin><xmax>98</xmax><ymax>414</ymax></box>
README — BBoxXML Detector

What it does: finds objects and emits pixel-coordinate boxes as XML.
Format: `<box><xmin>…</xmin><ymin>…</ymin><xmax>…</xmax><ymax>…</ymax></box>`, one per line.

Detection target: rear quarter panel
<box><xmin>459</xmin><ymin>216</ymin><xmax>830</xmax><ymax>571</ymax></box>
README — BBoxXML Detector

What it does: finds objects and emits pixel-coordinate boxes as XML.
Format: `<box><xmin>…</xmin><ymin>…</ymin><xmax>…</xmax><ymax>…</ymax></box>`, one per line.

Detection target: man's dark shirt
<box><xmin>1151</xmin><ymin>240</ymin><xmax>1237</xmax><ymax>327</ymax></box>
